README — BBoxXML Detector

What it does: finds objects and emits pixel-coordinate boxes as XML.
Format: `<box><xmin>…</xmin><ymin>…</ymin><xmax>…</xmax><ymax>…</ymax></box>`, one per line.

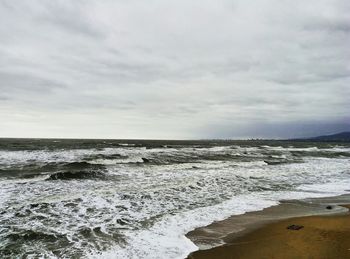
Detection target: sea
<box><xmin>0</xmin><ymin>138</ymin><xmax>349</xmax><ymax>258</ymax></box>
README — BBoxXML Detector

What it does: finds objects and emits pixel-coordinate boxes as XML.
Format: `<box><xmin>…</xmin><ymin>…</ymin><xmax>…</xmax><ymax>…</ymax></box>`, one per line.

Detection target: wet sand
<box><xmin>187</xmin><ymin>195</ymin><xmax>350</xmax><ymax>259</ymax></box>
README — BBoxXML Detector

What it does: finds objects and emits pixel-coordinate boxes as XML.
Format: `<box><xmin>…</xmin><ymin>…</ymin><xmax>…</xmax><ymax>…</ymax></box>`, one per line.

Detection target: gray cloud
<box><xmin>0</xmin><ymin>0</ymin><xmax>349</xmax><ymax>139</ymax></box>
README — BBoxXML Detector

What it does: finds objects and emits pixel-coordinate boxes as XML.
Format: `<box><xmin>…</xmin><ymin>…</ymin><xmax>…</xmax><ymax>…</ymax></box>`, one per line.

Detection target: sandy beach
<box><xmin>187</xmin><ymin>195</ymin><xmax>350</xmax><ymax>259</ymax></box>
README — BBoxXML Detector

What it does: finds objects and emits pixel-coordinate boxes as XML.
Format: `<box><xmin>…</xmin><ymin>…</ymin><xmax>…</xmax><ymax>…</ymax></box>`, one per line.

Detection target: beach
<box><xmin>187</xmin><ymin>195</ymin><xmax>350</xmax><ymax>259</ymax></box>
<box><xmin>1</xmin><ymin>139</ymin><xmax>350</xmax><ymax>258</ymax></box>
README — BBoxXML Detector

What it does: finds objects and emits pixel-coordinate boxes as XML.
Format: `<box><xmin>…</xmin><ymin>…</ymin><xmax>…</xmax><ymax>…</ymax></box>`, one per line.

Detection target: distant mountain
<box><xmin>308</xmin><ymin>132</ymin><xmax>350</xmax><ymax>142</ymax></box>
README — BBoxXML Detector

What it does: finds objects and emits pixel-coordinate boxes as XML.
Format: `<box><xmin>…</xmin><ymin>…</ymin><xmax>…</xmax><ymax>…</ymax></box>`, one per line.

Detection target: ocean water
<box><xmin>0</xmin><ymin>139</ymin><xmax>349</xmax><ymax>258</ymax></box>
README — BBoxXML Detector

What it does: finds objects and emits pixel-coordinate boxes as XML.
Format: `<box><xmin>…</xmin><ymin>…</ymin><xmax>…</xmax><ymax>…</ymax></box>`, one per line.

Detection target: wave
<box><xmin>291</xmin><ymin>150</ymin><xmax>350</xmax><ymax>158</ymax></box>
<box><xmin>0</xmin><ymin>161</ymin><xmax>106</xmax><ymax>181</ymax></box>
<box><xmin>93</xmin><ymin>179</ymin><xmax>350</xmax><ymax>259</ymax></box>
<box><xmin>1</xmin><ymin>144</ymin><xmax>349</xmax><ymax>170</ymax></box>
<box><xmin>46</xmin><ymin>170</ymin><xmax>106</xmax><ymax>181</ymax></box>
<box><xmin>84</xmin><ymin>153</ymin><xmax>126</xmax><ymax>161</ymax></box>
<box><xmin>1</xmin><ymin>229</ymin><xmax>73</xmax><ymax>258</ymax></box>
<box><xmin>7</xmin><ymin>229</ymin><xmax>66</xmax><ymax>242</ymax></box>
<box><xmin>263</xmin><ymin>159</ymin><xmax>301</xmax><ymax>165</ymax></box>
<box><xmin>44</xmin><ymin>162</ymin><xmax>107</xmax><ymax>180</ymax></box>
<box><xmin>1</xmin><ymin>150</ymin><xmax>349</xmax><ymax>258</ymax></box>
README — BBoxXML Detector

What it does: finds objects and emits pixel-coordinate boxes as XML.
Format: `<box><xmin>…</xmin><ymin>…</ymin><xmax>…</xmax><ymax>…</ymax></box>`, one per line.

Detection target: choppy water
<box><xmin>0</xmin><ymin>139</ymin><xmax>349</xmax><ymax>258</ymax></box>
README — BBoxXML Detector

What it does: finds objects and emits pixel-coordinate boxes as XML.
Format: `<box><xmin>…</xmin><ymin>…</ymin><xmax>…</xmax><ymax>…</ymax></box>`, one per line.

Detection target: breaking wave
<box><xmin>0</xmin><ymin>139</ymin><xmax>349</xmax><ymax>258</ymax></box>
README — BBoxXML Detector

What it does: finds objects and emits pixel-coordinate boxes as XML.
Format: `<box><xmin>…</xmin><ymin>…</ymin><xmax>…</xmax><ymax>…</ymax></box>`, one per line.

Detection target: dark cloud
<box><xmin>0</xmin><ymin>72</ymin><xmax>65</xmax><ymax>93</ymax></box>
<box><xmin>39</xmin><ymin>1</ymin><xmax>106</xmax><ymax>38</ymax></box>
<box><xmin>0</xmin><ymin>0</ymin><xmax>349</xmax><ymax>139</ymax></box>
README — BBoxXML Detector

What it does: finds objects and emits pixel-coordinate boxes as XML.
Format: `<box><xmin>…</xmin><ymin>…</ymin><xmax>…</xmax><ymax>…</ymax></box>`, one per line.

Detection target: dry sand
<box><xmin>187</xmin><ymin>199</ymin><xmax>350</xmax><ymax>259</ymax></box>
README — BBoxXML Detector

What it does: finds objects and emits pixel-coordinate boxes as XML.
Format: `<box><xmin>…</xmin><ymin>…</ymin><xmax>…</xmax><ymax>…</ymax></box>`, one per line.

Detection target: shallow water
<box><xmin>0</xmin><ymin>139</ymin><xmax>349</xmax><ymax>258</ymax></box>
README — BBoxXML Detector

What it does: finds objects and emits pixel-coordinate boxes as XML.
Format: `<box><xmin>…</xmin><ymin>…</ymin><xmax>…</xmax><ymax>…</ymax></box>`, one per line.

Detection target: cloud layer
<box><xmin>0</xmin><ymin>0</ymin><xmax>349</xmax><ymax>139</ymax></box>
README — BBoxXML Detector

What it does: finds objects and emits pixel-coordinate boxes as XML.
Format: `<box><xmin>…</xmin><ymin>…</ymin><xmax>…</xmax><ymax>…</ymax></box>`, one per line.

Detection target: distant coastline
<box><xmin>290</xmin><ymin>131</ymin><xmax>350</xmax><ymax>142</ymax></box>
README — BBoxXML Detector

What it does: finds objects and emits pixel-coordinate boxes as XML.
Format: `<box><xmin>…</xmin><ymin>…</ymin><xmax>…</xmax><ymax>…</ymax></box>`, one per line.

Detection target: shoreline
<box><xmin>186</xmin><ymin>194</ymin><xmax>350</xmax><ymax>259</ymax></box>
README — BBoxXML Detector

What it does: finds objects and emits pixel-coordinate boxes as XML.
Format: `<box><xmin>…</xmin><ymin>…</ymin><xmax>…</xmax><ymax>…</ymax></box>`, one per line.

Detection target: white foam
<box><xmin>0</xmin><ymin>174</ymin><xmax>50</xmax><ymax>184</ymax></box>
<box><xmin>1</xmin><ymin>144</ymin><xmax>349</xmax><ymax>258</ymax></box>
<box><xmin>90</xmin><ymin>194</ymin><xmax>277</xmax><ymax>259</ymax></box>
<box><xmin>297</xmin><ymin>179</ymin><xmax>350</xmax><ymax>194</ymax></box>
<box><xmin>91</xmin><ymin>177</ymin><xmax>350</xmax><ymax>259</ymax></box>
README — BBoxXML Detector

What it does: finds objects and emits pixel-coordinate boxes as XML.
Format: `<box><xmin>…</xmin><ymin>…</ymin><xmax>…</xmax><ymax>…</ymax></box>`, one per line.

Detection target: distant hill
<box><xmin>306</xmin><ymin>132</ymin><xmax>350</xmax><ymax>142</ymax></box>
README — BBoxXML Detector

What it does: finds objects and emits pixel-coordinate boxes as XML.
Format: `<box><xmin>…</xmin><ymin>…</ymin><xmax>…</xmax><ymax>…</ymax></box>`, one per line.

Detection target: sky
<box><xmin>0</xmin><ymin>0</ymin><xmax>349</xmax><ymax>139</ymax></box>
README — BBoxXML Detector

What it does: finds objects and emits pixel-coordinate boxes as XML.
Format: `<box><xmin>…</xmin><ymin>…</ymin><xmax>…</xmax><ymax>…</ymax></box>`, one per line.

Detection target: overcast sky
<box><xmin>0</xmin><ymin>0</ymin><xmax>349</xmax><ymax>139</ymax></box>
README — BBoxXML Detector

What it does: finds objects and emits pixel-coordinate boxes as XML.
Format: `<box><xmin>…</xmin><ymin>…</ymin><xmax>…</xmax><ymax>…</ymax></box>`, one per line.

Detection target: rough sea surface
<box><xmin>0</xmin><ymin>139</ymin><xmax>349</xmax><ymax>258</ymax></box>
